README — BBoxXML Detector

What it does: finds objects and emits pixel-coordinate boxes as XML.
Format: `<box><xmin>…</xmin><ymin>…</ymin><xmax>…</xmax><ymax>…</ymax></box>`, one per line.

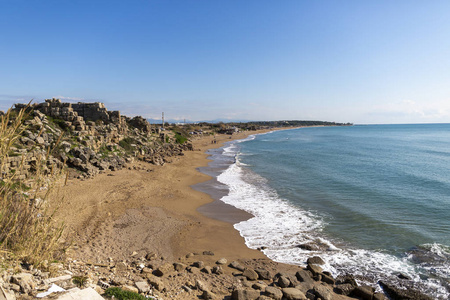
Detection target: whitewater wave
<box><xmin>216</xmin><ymin>141</ymin><xmax>450</xmax><ymax>299</ymax></box>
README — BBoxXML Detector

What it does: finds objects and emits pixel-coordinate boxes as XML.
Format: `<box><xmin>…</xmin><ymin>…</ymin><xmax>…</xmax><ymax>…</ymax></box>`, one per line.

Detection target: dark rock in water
<box><xmin>307</xmin><ymin>256</ymin><xmax>325</xmax><ymax>265</ymax></box>
<box><xmin>336</xmin><ymin>274</ymin><xmax>358</xmax><ymax>287</ymax></box>
<box><xmin>379</xmin><ymin>280</ymin><xmax>433</xmax><ymax>300</ymax></box>
<box><xmin>321</xmin><ymin>273</ymin><xmax>335</xmax><ymax>285</ymax></box>
<box><xmin>297</xmin><ymin>244</ymin><xmax>317</xmax><ymax>251</ymax></box>
<box><xmin>397</xmin><ymin>273</ymin><xmax>412</xmax><ymax>280</ymax></box>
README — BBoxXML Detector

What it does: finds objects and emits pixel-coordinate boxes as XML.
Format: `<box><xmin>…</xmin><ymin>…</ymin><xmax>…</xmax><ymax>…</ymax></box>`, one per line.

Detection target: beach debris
<box><xmin>36</xmin><ymin>284</ymin><xmax>66</xmax><ymax>298</ymax></box>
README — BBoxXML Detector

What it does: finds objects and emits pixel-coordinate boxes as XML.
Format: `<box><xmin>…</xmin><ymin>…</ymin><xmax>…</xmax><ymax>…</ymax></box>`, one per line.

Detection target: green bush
<box><xmin>118</xmin><ymin>137</ymin><xmax>136</xmax><ymax>152</ymax></box>
<box><xmin>174</xmin><ymin>132</ymin><xmax>187</xmax><ymax>144</ymax></box>
<box><xmin>104</xmin><ymin>287</ymin><xmax>147</xmax><ymax>300</ymax></box>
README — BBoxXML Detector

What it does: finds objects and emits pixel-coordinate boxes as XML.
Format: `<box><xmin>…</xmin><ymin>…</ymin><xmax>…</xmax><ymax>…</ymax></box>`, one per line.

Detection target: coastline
<box><xmin>56</xmin><ymin>129</ymin><xmax>282</xmax><ymax>265</ymax></box>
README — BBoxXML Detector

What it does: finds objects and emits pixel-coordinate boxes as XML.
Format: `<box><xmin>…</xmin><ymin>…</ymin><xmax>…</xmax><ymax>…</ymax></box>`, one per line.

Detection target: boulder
<box><xmin>282</xmin><ymin>288</ymin><xmax>307</xmax><ymax>300</ymax></box>
<box><xmin>313</xmin><ymin>285</ymin><xmax>333</xmax><ymax>300</ymax></box>
<box><xmin>173</xmin><ymin>262</ymin><xmax>186</xmax><ymax>272</ymax></box>
<box><xmin>264</xmin><ymin>286</ymin><xmax>283</xmax><ymax>300</ymax></box>
<box><xmin>243</xmin><ymin>268</ymin><xmax>259</xmax><ymax>281</ymax></box>
<box><xmin>351</xmin><ymin>286</ymin><xmax>374</xmax><ymax>300</ymax></box>
<box><xmin>135</xmin><ymin>281</ymin><xmax>150</xmax><ymax>293</ymax></box>
<box><xmin>153</xmin><ymin>263</ymin><xmax>174</xmax><ymax>277</ymax></box>
<box><xmin>379</xmin><ymin>281</ymin><xmax>433</xmax><ymax>300</ymax></box>
<box><xmin>307</xmin><ymin>264</ymin><xmax>322</xmax><ymax>276</ymax></box>
<box><xmin>255</xmin><ymin>268</ymin><xmax>273</xmax><ymax>280</ymax></box>
<box><xmin>307</xmin><ymin>256</ymin><xmax>325</xmax><ymax>265</ymax></box>
<box><xmin>216</xmin><ymin>258</ymin><xmax>227</xmax><ymax>265</ymax></box>
<box><xmin>232</xmin><ymin>288</ymin><xmax>260</xmax><ymax>300</ymax></box>
<box><xmin>278</xmin><ymin>275</ymin><xmax>291</xmax><ymax>288</ymax></box>
<box><xmin>230</xmin><ymin>261</ymin><xmax>246</xmax><ymax>271</ymax></box>
<box><xmin>145</xmin><ymin>274</ymin><xmax>164</xmax><ymax>291</ymax></box>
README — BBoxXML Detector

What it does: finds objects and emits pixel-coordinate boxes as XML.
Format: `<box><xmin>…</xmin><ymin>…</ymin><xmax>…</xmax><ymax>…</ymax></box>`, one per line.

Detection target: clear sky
<box><xmin>1</xmin><ymin>0</ymin><xmax>450</xmax><ymax>124</ymax></box>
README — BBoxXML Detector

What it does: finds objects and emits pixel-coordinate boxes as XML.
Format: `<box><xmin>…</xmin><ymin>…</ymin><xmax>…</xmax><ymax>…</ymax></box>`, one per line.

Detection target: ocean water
<box><xmin>205</xmin><ymin>124</ymin><xmax>450</xmax><ymax>299</ymax></box>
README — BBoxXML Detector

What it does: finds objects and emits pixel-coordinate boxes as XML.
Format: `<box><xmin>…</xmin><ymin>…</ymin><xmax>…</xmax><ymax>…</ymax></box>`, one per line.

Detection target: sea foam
<box><xmin>216</xmin><ymin>139</ymin><xmax>450</xmax><ymax>299</ymax></box>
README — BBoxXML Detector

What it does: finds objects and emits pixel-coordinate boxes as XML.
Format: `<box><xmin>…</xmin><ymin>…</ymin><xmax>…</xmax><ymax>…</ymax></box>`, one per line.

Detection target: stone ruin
<box><xmin>2</xmin><ymin>98</ymin><xmax>192</xmax><ymax>180</ymax></box>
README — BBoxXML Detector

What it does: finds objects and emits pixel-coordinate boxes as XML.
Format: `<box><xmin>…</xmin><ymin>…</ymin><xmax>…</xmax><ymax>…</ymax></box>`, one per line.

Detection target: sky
<box><xmin>1</xmin><ymin>0</ymin><xmax>450</xmax><ymax>124</ymax></box>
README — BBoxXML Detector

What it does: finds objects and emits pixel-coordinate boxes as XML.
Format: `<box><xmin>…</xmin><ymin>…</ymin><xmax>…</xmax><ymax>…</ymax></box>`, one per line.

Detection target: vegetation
<box><xmin>104</xmin><ymin>287</ymin><xmax>147</xmax><ymax>300</ymax></box>
<box><xmin>0</xmin><ymin>106</ymin><xmax>65</xmax><ymax>266</ymax></box>
<box><xmin>119</xmin><ymin>137</ymin><xmax>137</xmax><ymax>152</ymax></box>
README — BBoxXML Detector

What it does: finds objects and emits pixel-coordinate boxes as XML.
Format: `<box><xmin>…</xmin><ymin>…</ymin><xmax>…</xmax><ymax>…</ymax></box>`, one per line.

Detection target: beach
<box><xmin>56</xmin><ymin>130</ymin><xmax>271</xmax><ymax>267</ymax></box>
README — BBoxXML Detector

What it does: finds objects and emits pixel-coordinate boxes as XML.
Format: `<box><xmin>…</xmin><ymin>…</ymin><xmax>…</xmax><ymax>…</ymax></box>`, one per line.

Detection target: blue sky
<box><xmin>1</xmin><ymin>1</ymin><xmax>450</xmax><ymax>124</ymax></box>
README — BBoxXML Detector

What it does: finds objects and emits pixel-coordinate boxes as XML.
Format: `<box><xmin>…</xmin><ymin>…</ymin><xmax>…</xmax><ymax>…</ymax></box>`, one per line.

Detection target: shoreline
<box><xmin>50</xmin><ymin>126</ymin><xmax>441</xmax><ymax>299</ymax></box>
<box><xmin>56</xmin><ymin>129</ymin><xmax>286</xmax><ymax>265</ymax></box>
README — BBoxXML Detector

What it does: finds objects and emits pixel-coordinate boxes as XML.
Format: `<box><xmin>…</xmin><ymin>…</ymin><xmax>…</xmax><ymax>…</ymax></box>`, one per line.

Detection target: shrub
<box><xmin>0</xmin><ymin>105</ymin><xmax>65</xmax><ymax>265</ymax></box>
<box><xmin>104</xmin><ymin>287</ymin><xmax>147</xmax><ymax>300</ymax></box>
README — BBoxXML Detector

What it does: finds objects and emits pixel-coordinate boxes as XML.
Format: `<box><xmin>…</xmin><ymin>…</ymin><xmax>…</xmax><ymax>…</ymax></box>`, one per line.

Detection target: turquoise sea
<box><xmin>204</xmin><ymin>124</ymin><xmax>450</xmax><ymax>299</ymax></box>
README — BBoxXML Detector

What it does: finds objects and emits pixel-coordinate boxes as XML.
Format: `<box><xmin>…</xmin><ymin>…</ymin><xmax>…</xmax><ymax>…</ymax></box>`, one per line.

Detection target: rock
<box><xmin>397</xmin><ymin>273</ymin><xmax>412</xmax><ymax>280</ymax></box>
<box><xmin>307</xmin><ymin>256</ymin><xmax>325</xmax><ymax>265</ymax></box>
<box><xmin>296</xmin><ymin>244</ymin><xmax>318</xmax><ymax>251</ymax></box>
<box><xmin>282</xmin><ymin>287</ymin><xmax>307</xmax><ymax>300</ymax></box>
<box><xmin>186</xmin><ymin>253</ymin><xmax>194</xmax><ymax>258</ymax></box>
<box><xmin>307</xmin><ymin>264</ymin><xmax>322</xmax><ymax>276</ymax></box>
<box><xmin>55</xmin><ymin>287</ymin><xmax>103</xmax><ymax>300</ymax></box>
<box><xmin>252</xmin><ymin>283</ymin><xmax>266</xmax><ymax>291</ymax></box>
<box><xmin>350</xmin><ymin>286</ymin><xmax>374</xmax><ymax>300</ymax></box>
<box><xmin>122</xmin><ymin>285</ymin><xmax>139</xmax><ymax>294</ymax></box>
<box><xmin>46</xmin><ymin>274</ymin><xmax>72</xmax><ymax>284</ymax></box>
<box><xmin>115</xmin><ymin>261</ymin><xmax>128</xmax><ymax>272</ymax></box>
<box><xmin>216</xmin><ymin>258</ymin><xmax>227</xmax><ymax>265</ymax></box>
<box><xmin>255</xmin><ymin>268</ymin><xmax>273</xmax><ymax>280</ymax></box>
<box><xmin>135</xmin><ymin>281</ymin><xmax>150</xmax><ymax>293</ymax></box>
<box><xmin>0</xmin><ymin>286</ymin><xmax>16</xmax><ymax>300</ymax></box>
<box><xmin>313</xmin><ymin>285</ymin><xmax>333</xmax><ymax>300</ymax></box>
<box><xmin>196</xmin><ymin>279</ymin><xmax>209</xmax><ymax>292</ymax></box>
<box><xmin>243</xmin><ymin>268</ymin><xmax>259</xmax><ymax>281</ymax></box>
<box><xmin>296</xmin><ymin>269</ymin><xmax>314</xmax><ymax>284</ymax></box>
<box><xmin>373</xmin><ymin>293</ymin><xmax>387</xmax><ymax>300</ymax></box>
<box><xmin>11</xmin><ymin>273</ymin><xmax>35</xmax><ymax>293</ymax></box>
<box><xmin>264</xmin><ymin>286</ymin><xmax>283</xmax><ymax>300</ymax></box>
<box><xmin>202</xmin><ymin>290</ymin><xmax>217</xmax><ymax>300</ymax></box>
<box><xmin>278</xmin><ymin>275</ymin><xmax>291</xmax><ymax>288</ymax></box>
<box><xmin>321</xmin><ymin>273</ymin><xmax>335</xmax><ymax>285</ymax></box>
<box><xmin>230</xmin><ymin>261</ymin><xmax>245</xmax><ymax>271</ymax></box>
<box><xmin>145</xmin><ymin>252</ymin><xmax>158</xmax><ymax>260</ymax></box>
<box><xmin>334</xmin><ymin>283</ymin><xmax>355</xmax><ymax>295</ymax></box>
<box><xmin>212</xmin><ymin>266</ymin><xmax>224</xmax><ymax>275</ymax></box>
<box><xmin>173</xmin><ymin>262</ymin><xmax>186</xmax><ymax>272</ymax></box>
<box><xmin>379</xmin><ymin>281</ymin><xmax>433</xmax><ymax>300</ymax></box>
<box><xmin>153</xmin><ymin>263</ymin><xmax>174</xmax><ymax>276</ymax></box>
<box><xmin>203</xmin><ymin>251</ymin><xmax>215</xmax><ymax>256</ymax></box>
<box><xmin>145</xmin><ymin>274</ymin><xmax>164</xmax><ymax>291</ymax></box>
<box><xmin>232</xmin><ymin>288</ymin><xmax>261</xmax><ymax>300</ymax></box>
<box><xmin>202</xmin><ymin>266</ymin><xmax>212</xmax><ymax>274</ymax></box>
<box><xmin>193</xmin><ymin>261</ymin><xmax>205</xmax><ymax>268</ymax></box>
<box><xmin>188</xmin><ymin>266</ymin><xmax>201</xmax><ymax>274</ymax></box>
<box><xmin>257</xmin><ymin>296</ymin><xmax>272</xmax><ymax>300</ymax></box>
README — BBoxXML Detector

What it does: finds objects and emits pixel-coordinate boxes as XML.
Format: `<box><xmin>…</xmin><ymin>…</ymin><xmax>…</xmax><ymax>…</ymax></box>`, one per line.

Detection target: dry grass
<box><xmin>0</xmin><ymin>105</ymin><xmax>65</xmax><ymax>266</ymax></box>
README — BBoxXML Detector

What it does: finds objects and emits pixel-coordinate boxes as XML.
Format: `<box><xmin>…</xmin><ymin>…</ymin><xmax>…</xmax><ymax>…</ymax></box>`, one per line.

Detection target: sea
<box><xmin>197</xmin><ymin>124</ymin><xmax>450</xmax><ymax>299</ymax></box>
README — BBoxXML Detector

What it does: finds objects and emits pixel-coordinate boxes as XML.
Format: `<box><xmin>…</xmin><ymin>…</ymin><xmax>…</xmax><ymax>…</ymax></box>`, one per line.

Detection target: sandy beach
<box><xmin>56</xmin><ymin>130</ymin><xmax>273</xmax><ymax>267</ymax></box>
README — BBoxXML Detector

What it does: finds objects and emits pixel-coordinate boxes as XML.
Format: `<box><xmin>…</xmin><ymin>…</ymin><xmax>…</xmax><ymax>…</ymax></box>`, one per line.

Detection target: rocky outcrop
<box><xmin>4</xmin><ymin>99</ymin><xmax>194</xmax><ymax>181</ymax></box>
